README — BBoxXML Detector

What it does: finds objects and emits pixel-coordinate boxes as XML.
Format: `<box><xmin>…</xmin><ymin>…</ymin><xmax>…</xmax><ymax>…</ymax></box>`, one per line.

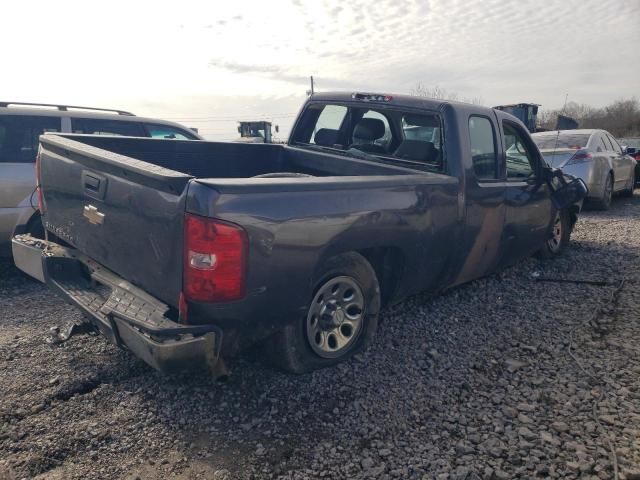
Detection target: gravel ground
<box><xmin>1</xmin><ymin>195</ymin><xmax>639</xmax><ymax>480</ymax></box>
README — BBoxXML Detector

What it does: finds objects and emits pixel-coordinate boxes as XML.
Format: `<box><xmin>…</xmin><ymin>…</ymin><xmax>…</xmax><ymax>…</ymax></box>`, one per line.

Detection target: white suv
<box><xmin>0</xmin><ymin>101</ymin><xmax>202</xmax><ymax>255</ymax></box>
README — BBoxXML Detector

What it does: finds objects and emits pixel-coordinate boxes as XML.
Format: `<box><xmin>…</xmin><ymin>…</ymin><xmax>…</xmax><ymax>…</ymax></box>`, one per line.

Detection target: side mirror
<box><xmin>548</xmin><ymin>170</ymin><xmax>588</xmax><ymax>209</ymax></box>
<box><xmin>237</xmin><ymin>126</ymin><xmax>242</xmax><ymax>134</ymax></box>
<box><xmin>275</xmin><ymin>125</ymin><xmax>280</xmax><ymax>133</ymax></box>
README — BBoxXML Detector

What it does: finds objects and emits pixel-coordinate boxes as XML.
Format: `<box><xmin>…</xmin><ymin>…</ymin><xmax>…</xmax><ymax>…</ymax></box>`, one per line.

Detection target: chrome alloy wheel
<box><xmin>306</xmin><ymin>276</ymin><xmax>365</xmax><ymax>358</ymax></box>
<box><xmin>547</xmin><ymin>212</ymin><xmax>562</xmax><ymax>253</ymax></box>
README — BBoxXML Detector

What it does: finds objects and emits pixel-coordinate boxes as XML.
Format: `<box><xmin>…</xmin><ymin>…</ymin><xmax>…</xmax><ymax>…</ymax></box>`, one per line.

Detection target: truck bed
<box><xmin>53</xmin><ymin>134</ymin><xmax>421</xmax><ymax>179</ymax></box>
<box><xmin>38</xmin><ymin>134</ymin><xmax>453</xmax><ymax>313</ymax></box>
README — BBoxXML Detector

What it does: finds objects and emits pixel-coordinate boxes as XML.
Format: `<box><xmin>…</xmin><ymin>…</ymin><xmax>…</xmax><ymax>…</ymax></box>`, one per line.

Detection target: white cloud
<box><xmin>2</xmin><ymin>0</ymin><xmax>638</xmax><ymax>140</ymax></box>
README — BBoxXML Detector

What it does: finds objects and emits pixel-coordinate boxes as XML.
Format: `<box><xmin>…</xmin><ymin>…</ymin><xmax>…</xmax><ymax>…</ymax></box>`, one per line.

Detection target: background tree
<box><xmin>540</xmin><ymin>98</ymin><xmax>640</xmax><ymax>137</ymax></box>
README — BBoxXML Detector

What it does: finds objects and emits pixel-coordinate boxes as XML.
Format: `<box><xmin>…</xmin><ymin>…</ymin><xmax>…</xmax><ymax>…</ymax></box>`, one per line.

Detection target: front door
<box><xmin>500</xmin><ymin>120</ymin><xmax>554</xmax><ymax>264</ymax></box>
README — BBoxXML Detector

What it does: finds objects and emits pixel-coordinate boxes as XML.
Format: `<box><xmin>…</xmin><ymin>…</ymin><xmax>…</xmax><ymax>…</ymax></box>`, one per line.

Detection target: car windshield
<box><xmin>290</xmin><ymin>103</ymin><xmax>445</xmax><ymax>172</ymax></box>
<box><xmin>619</xmin><ymin>138</ymin><xmax>640</xmax><ymax>148</ymax></box>
<box><xmin>532</xmin><ymin>133</ymin><xmax>590</xmax><ymax>150</ymax></box>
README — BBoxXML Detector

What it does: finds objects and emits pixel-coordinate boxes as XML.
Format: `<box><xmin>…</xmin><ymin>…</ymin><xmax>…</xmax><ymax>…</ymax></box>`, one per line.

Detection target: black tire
<box><xmin>266</xmin><ymin>252</ymin><xmax>380</xmax><ymax>373</ymax></box>
<box><xmin>594</xmin><ymin>173</ymin><xmax>613</xmax><ymax>210</ymax></box>
<box><xmin>536</xmin><ymin>209</ymin><xmax>571</xmax><ymax>259</ymax></box>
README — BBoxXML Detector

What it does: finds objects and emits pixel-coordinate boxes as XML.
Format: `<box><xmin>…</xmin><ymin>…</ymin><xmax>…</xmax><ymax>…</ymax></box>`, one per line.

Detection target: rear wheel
<box><xmin>266</xmin><ymin>252</ymin><xmax>380</xmax><ymax>373</ymax></box>
<box><xmin>537</xmin><ymin>209</ymin><xmax>571</xmax><ymax>259</ymax></box>
<box><xmin>594</xmin><ymin>173</ymin><xmax>613</xmax><ymax>210</ymax></box>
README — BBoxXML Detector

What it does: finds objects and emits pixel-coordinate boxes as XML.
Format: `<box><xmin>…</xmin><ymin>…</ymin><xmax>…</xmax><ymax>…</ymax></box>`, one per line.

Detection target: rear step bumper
<box><xmin>12</xmin><ymin>234</ymin><xmax>222</xmax><ymax>376</ymax></box>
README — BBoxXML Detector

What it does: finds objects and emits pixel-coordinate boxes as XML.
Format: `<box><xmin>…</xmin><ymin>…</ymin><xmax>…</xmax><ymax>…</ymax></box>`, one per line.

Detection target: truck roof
<box><xmin>308</xmin><ymin>91</ymin><xmax>507</xmax><ymax>116</ymax></box>
<box><xmin>309</xmin><ymin>91</ymin><xmax>449</xmax><ymax>110</ymax></box>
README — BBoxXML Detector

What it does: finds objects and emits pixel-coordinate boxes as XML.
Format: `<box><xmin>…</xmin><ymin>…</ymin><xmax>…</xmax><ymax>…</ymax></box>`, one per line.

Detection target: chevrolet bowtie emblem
<box><xmin>83</xmin><ymin>205</ymin><xmax>105</xmax><ymax>225</ymax></box>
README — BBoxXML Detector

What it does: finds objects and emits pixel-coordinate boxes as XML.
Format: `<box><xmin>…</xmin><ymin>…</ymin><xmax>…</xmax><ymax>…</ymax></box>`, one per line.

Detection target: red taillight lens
<box><xmin>567</xmin><ymin>150</ymin><xmax>592</xmax><ymax>165</ymax></box>
<box><xmin>34</xmin><ymin>150</ymin><xmax>45</xmax><ymax>213</ymax></box>
<box><xmin>183</xmin><ymin>214</ymin><xmax>247</xmax><ymax>303</ymax></box>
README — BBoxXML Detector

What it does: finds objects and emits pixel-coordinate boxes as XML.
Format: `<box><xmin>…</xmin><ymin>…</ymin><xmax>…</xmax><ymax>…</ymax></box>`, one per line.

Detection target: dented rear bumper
<box><xmin>12</xmin><ymin>235</ymin><xmax>222</xmax><ymax>376</ymax></box>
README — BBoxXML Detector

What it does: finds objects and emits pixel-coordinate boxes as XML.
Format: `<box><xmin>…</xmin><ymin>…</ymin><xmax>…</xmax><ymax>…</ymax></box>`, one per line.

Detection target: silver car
<box><xmin>531</xmin><ymin>129</ymin><xmax>636</xmax><ymax>210</ymax></box>
<box><xmin>0</xmin><ymin>101</ymin><xmax>202</xmax><ymax>255</ymax></box>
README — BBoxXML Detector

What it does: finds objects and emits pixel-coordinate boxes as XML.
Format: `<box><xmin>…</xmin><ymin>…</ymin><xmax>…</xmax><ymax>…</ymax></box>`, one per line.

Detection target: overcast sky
<box><xmin>3</xmin><ymin>0</ymin><xmax>639</xmax><ymax>140</ymax></box>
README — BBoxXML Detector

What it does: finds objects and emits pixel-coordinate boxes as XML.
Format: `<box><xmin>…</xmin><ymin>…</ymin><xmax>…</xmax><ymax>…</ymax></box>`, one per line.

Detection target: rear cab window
<box><xmin>292</xmin><ymin>103</ymin><xmax>445</xmax><ymax>173</ymax></box>
<box><xmin>307</xmin><ymin>105</ymin><xmax>348</xmax><ymax>145</ymax></box>
<box><xmin>0</xmin><ymin>115</ymin><xmax>61</xmax><ymax>163</ymax></box>
<box><xmin>71</xmin><ymin>118</ymin><xmax>146</xmax><ymax>137</ymax></box>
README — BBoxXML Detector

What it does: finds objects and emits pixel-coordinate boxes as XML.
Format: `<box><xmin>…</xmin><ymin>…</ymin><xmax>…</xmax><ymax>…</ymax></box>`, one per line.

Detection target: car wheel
<box><xmin>536</xmin><ymin>209</ymin><xmax>571</xmax><ymax>259</ymax></box>
<box><xmin>266</xmin><ymin>252</ymin><xmax>380</xmax><ymax>373</ymax></box>
<box><xmin>594</xmin><ymin>173</ymin><xmax>613</xmax><ymax>210</ymax></box>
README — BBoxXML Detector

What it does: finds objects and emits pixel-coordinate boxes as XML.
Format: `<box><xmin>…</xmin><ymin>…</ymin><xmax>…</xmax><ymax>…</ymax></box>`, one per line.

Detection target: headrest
<box><xmin>353</xmin><ymin>118</ymin><xmax>386</xmax><ymax>141</ymax></box>
<box><xmin>394</xmin><ymin>140</ymin><xmax>438</xmax><ymax>163</ymax></box>
<box><xmin>314</xmin><ymin>128</ymin><xmax>340</xmax><ymax>146</ymax></box>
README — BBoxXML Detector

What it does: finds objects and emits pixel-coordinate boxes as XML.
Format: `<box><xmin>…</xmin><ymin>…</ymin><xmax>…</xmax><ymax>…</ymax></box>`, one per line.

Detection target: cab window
<box><xmin>468</xmin><ymin>116</ymin><xmax>498</xmax><ymax>180</ymax></box>
<box><xmin>362</xmin><ymin>110</ymin><xmax>392</xmax><ymax>150</ymax></box>
<box><xmin>309</xmin><ymin>104</ymin><xmax>348</xmax><ymax>145</ymax></box>
<box><xmin>503</xmin><ymin>122</ymin><xmax>536</xmax><ymax>180</ymax></box>
<box><xmin>402</xmin><ymin>114</ymin><xmax>441</xmax><ymax>149</ymax></box>
<box><xmin>0</xmin><ymin>115</ymin><xmax>61</xmax><ymax>163</ymax></box>
<box><xmin>291</xmin><ymin>103</ymin><xmax>445</xmax><ymax>172</ymax></box>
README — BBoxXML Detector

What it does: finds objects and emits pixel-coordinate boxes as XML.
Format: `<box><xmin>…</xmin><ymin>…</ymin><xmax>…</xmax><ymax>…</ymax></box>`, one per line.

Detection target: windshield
<box><xmin>532</xmin><ymin>132</ymin><xmax>590</xmax><ymax>150</ymax></box>
<box><xmin>619</xmin><ymin>138</ymin><xmax>640</xmax><ymax>148</ymax></box>
<box><xmin>291</xmin><ymin>102</ymin><xmax>444</xmax><ymax>172</ymax></box>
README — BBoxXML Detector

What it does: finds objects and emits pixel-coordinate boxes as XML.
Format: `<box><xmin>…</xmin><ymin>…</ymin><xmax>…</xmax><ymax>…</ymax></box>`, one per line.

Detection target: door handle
<box><xmin>84</xmin><ymin>175</ymin><xmax>101</xmax><ymax>191</ymax></box>
<box><xmin>82</xmin><ymin>171</ymin><xmax>107</xmax><ymax>200</ymax></box>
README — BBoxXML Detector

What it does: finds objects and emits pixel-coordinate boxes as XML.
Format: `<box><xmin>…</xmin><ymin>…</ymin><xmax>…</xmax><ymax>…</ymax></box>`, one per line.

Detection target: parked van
<box><xmin>0</xmin><ymin>101</ymin><xmax>201</xmax><ymax>254</ymax></box>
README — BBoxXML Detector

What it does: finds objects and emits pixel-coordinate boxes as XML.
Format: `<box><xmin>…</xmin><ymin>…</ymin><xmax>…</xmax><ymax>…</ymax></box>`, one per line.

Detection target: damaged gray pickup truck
<box><xmin>13</xmin><ymin>92</ymin><xmax>587</xmax><ymax>376</ymax></box>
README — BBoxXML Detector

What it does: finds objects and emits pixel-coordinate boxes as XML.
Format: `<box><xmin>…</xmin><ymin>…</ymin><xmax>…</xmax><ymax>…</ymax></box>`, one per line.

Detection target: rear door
<box><xmin>0</xmin><ymin>114</ymin><xmax>61</xmax><ymax>239</ymax></box>
<box><xmin>38</xmin><ymin>135</ymin><xmax>193</xmax><ymax>307</ymax></box>
<box><xmin>453</xmin><ymin>113</ymin><xmax>507</xmax><ymax>285</ymax></box>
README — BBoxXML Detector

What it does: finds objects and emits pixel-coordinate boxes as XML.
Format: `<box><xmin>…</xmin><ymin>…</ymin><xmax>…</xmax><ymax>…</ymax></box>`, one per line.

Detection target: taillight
<box><xmin>34</xmin><ymin>150</ymin><xmax>45</xmax><ymax>213</ymax></box>
<box><xmin>566</xmin><ymin>150</ymin><xmax>592</xmax><ymax>165</ymax></box>
<box><xmin>183</xmin><ymin>214</ymin><xmax>247</xmax><ymax>303</ymax></box>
